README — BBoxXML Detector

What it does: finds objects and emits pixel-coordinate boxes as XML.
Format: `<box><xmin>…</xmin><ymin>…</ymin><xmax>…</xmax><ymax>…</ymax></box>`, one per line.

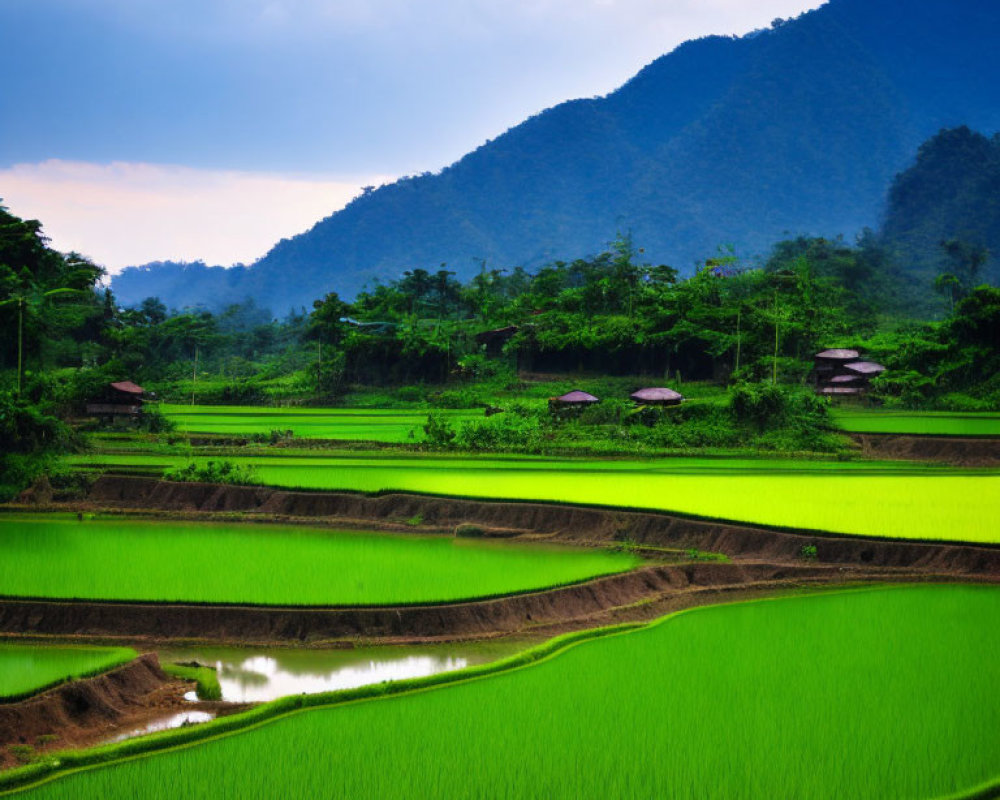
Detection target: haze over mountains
<box><xmin>112</xmin><ymin>0</ymin><xmax>1000</xmax><ymax>312</ymax></box>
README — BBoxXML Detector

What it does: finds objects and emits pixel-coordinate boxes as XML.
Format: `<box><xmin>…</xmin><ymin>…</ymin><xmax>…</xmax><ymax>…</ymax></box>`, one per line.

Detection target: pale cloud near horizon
<box><xmin>0</xmin><ymin>0</ymin><xmax>824</xmax><ymax>270</ymax></box>
<box><xmin>0</xmin><ymin>161</ymin><xmax>391</xmax><ymax>275</ymax></box>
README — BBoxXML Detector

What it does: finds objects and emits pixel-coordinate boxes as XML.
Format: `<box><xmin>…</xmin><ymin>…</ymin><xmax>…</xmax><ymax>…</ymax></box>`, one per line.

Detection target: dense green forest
<box><xmin>3</xmin><ymin>198</ymin><xmax>998</xmax><ymax>497</ymax></box>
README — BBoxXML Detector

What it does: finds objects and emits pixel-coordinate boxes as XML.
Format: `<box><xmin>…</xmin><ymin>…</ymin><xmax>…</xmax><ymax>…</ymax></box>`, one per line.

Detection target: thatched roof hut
<box><xmin>86</xmin><ymin>381</ymin><xmax>146</xmax><ymax>418</ymax></box>
<box><xmin>843</xmin><ymin>361</ymin><xmax>886</xmax><ymax>377</ymax></box>
<box><xmin>815</xmin><ymin>349</ymin><xmax>860</xmax><ymax>362</ymax></box>
<box><xmin>110</xmin><ymin>380</ymin><xmax>145</xmax><ymax>396</ymax></box>
<box><xmin>630</xmin><ymin>387</ymin><xmax>684</xmax><ymax>406</ymax></box>
<box><xmin>553</xmin><ymin>390</ymin><xmax>599</xmax><ymax>406</ymax></box>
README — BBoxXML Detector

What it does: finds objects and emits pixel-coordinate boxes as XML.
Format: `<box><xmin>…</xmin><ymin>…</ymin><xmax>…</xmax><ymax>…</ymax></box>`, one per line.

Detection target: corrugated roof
<box><xmin>843</xmin><ymin>361</ymin><xmax>886</xmax><ymax>376</ymax></box>
<box><xmin>815</xmin><ymin>349</ymin><xmax>860</xmax><ymax>360</ymax></box>
<box><xmin>630</xmin><ymin>387</ymin><xmax>684</xmax><ymax>403</ymax></box>
<box><xmin>109</xmin><ymin>380</ymin><xmax>145</xmax><ymax>395</ymax></box>
<box><xmin>555</xmin><ymin>390</ymin><xmax>599</xmax><ymax>404</ymax></box>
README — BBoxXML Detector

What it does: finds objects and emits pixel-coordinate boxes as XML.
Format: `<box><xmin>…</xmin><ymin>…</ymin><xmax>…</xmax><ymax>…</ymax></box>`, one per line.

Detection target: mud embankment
<box><xmin>0</xmin><ymin>563</ymin><xmax>877</xmax><ymax>646</ymax></box>
<box><xmin>850</xmin><ymin>433</ymin><xmax>1000</xmax><ymax>466</ymax></box>
<box><xmin>0</xmin><ymin>476</ymin><xmax>993</xmax><ymax>645</ymax></box>
<box><xmin>0</xmin><ymin>654</ymin><xmax>169</xmax><ymax>765</ymax></box>
<box><xmin>88</xmin><ymin>476</ymin><xmax>1000</xmax><ymax>576</ymax></box>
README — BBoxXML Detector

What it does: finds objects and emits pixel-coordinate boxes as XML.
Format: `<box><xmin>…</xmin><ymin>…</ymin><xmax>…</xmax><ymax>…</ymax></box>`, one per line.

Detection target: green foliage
<box><xmin>422</xmin><ymin>412</ymin><xmax>456</xmax><ymax>447</ymax></box>
<box><xmin>13</xmin><ymin>587</ymin><xmax>1000</xmax><ymax>800</ymax></box>
<box><xmin>0</xmin><ymin>392</ymin><xmax>73</xmax><ymax>500</ymax></box>
<box><xmin>163</xmin><ymin>460</ymin><xmax>260</xmax><ymax>486</ymax></box>
<box><xmin>800</xmin><ymin>544</ymin><xmax>819</xmax><ymax>560</ymax></box>
<box><xmin>162</xmin><ymin>663</ymin><xmax>222</xmax><ymax>701</ymax></box>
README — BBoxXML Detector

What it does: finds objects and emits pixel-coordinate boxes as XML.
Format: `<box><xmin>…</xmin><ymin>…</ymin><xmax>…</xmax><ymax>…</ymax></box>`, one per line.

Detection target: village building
<box><xmin>85</xmin><ymin>381</ymin><xmax>146</xmax><ymax>422</ymax></box>
<box><xmin>549</xmin><ymin>389</ymin><xmax>599</xmax><ymax>415</ymax></box>
<box><xmin>813</xmin><ymin>351</ymin><xmax>886</xmax><ymax>398</ymax></box>
<box><xmin>630</xmin><ymin>387</ymin><xmax>684</xmax><ymax>406</ymax></box>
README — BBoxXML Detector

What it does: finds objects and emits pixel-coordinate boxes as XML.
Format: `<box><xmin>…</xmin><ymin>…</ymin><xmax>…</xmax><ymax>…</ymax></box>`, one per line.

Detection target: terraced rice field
<box><xmin>0</xmin><ymin>644</ymin><xmax>136</xmax><ymax>701</ymax></box>
<box><xmin>832</xmin><ymin>409</ymin><xmax>1000</xmax><ymax>437</ymax></box>
<box><xmin>16</xmin><ymin>585</ymin><xmax>1000</xmax><ymax>799</ymax></box>
<box><xmin>68</xmin><ymin>452</ymin><xmax>1000</xmax><ymax>544</ymax></box>
<box><xmin>157</xmin><ymin>404</ymin><xmax>480</xmax><ymax>442</ymax></box>
<box><xmin>0</xmin><ymin>514</ymin><xmax>638</xmax><ymax>606</ymax></box>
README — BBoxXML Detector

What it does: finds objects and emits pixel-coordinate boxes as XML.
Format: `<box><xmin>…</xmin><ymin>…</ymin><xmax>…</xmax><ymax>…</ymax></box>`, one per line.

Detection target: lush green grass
<box><xmin>157</xmin><ymin>404</ymin><xmax>481</xmax><ymax>442</ymax></box>
<box><xmin>0</xmin><ymin>514</ymin><xmax>638</xmax><ymax>606</ymax></box>
<box><xmin>161</xmin><ymin>663</ymin><xmax>221</xmax><ymax>701</ymax></box>
<box><xmin>832</xmin><ymin>409</ymin><xmax>1000</xmax><ymax>437</ymax></box>
<box><xmin>16</xmin><ymin>586</ymin><xmax>1000</xmax><ymax>799</ymax></box>
<box><xmin>68</xmin><ymin>451</ymin><xmax>1000</xmax><ymax>544</ymax></box>
<box><xmin>0</xmin><ymin>644</ymin><xmax>136</xmax><ymax>701</ymax></box>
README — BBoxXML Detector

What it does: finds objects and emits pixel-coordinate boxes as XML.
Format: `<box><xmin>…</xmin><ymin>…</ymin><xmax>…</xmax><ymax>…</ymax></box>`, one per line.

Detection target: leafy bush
<box><xmin>163</xmin><ymin>460</ymin><xmax>260</xmax><ymax>486</ymax></box>
<box><xmin>423</xmin><ymin>413</ymin><xmax>456</xmax><ymax>447</ymax></box>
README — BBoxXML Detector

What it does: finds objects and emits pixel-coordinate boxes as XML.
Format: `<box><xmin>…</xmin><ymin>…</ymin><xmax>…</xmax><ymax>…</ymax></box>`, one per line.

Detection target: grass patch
<box><xmin>0</xmin><ymin>514</ymin><xmax>639</xmax><ymax>606</ymax></box>
<box><xmin>161</xmin><ymin>663</ymin><xmax>221</xmax><ymax>701</ymax></box>
<box><xmin>832</xmin><ymin>409</ymin><xmax>1000</xmax><ymax>437</ymax></box>
<box><xmin>157</xmin><ymin>405</ymin><xmax>482</xmax><ymax>443</ymax></box>
<box><xmin>6</xmin><ymin>585</ymin><xmax>998</xmax><ymax>799</ymax></box>
<box><xmin>0</xmin><ymin>644</ymin><xmax>136</xmax><ymax>702</ymax></box>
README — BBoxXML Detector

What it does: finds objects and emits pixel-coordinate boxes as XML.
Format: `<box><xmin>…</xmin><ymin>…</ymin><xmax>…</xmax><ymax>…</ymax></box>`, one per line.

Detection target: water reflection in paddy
<box><xmin>156</xmin><ymin>639</ymin><xmax>535</xmax><ymax>703</ymax></box>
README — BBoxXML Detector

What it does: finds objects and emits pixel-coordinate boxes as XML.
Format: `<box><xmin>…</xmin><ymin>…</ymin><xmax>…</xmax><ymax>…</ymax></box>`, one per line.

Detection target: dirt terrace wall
<box><xmin>850</xmin><ymin>433</ymin><xmax>1000</xmax><ymax>467</ymax></box>
<box><xmin>0</xmin><ymin>563</ymin><xmax>849</xmax><ymax>644</ymax></box>
<box><xmin>0</xmin><ymin>654</ymin><xmax>167</xmax><ymax>752</ymax></box>
<box><xmin>88</xmin><ymin>476</ymin><xmax>1000</xmax><ymax>576</ymax></box>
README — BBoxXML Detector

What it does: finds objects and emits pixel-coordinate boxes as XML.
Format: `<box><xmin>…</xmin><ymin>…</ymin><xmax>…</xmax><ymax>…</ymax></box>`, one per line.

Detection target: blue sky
<box><xmin>0</xmin><ymin>0</ymin><xmax>823</xmax><ymax>272</ymax></box>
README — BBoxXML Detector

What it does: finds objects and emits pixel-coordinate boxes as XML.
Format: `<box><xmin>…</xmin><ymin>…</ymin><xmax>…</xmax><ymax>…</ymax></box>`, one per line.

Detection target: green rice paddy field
<box><xmin>831</xmin><ymin>409</ymin><xmax>1000</xmax><ymax>436</ymax></box>
<box><xmin>0</xmin><ymin>515</ymin><xmax>639</xmax><ymax>606</ymax></box>
<box><xmin>15</xmin><ymin>585</ymin><xmax>1000</xmax><ymax>799</ymax></box>
<box><xmin>157</xmin><ymin>404</ymin><xmax>480</xmax><ymax>442</ymax></box>
<box><xmin>0</xmin><ymin>645</ymin><xmax>136</xmax><ymax>701</ymax></box>
<box><xmin>69</xmin><ymin>452</ymin><xmax>1000</xmax><ymax>544</ymax></box>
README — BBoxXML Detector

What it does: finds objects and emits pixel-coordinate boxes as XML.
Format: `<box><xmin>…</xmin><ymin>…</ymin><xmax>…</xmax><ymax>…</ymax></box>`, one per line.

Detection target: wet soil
<box><xmin>0</xmin><ymin>654</ymin><xmax>245</xmax><ymax>769</ymax></box>
<box><xmin>850</xmin><ymin>433</ymin><xmax>1000</xmax><ymax>467</ymax></box>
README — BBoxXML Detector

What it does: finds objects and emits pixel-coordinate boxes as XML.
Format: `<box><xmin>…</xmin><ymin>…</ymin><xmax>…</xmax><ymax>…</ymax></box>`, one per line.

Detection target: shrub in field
<box><xmin>163</xmin><ymin>460</ymin><xmax>260</xmax><ymax>486</ymax></box>
<box><xmin>422</xmin><ymin>413</ymin><xmax>456</xmax><ymax>447</ymax></box>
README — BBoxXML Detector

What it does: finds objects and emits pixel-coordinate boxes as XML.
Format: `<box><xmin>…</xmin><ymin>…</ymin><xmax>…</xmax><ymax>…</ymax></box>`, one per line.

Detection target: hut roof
<box><xmin>555</xmin><ymin>390</ymin><xmax>599</xmax><ymax>404</ymax></box>
<box><xmin>827</xmin><ymin>374</ymin><xmax>863</xmax><ymax>384</ymax></box>
<box><xmin>818</xmin><ymin>386</ymin><xmax>863</xmax><ymax>395</ymax></box>
<box><xmin>630</xmin><ymin>387</ymin><xmax>684</xmax><ymax>404</ymax></box>
<box><xmin>109</xmin><ymin>381</ymin><xmax>145</xmax><ymax>395</ymax></box>
<box><xmin>474</xmin><ymin>325</ymin><xmax>519</xmax><ymax>345</ymax></box>
<box><xmin>815</xmin><ymin>348</ymin><xmax>860</xmax><ymax>361</ymax></box>
<box><xmin>843</xmin><ymin>361</ymin><xmax>886</xmax><ymax>376</ymax></box>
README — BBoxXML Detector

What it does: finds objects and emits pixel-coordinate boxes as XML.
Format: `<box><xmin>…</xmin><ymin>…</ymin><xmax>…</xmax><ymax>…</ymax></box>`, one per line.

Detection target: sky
<box><xmin>0</xmin><ymin>0</ymin><xmax>824</xmax><ymax>274</ymax></box>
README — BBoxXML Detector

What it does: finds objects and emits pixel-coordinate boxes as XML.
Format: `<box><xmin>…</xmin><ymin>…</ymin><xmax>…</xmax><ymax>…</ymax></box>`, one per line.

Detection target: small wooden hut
<box><xmin>474</xmin><ymin>325</ymin><xmax>519</xmax><ymax>356</ymax></box>
<box><xmin>630</xmin><ymin>387</ymin><xmax>684</xmax><ymax>406</ymax></box>
<box><xmin>549</xmin><ymin>390</ymin><xmax>599</xmax><ymax>415</ymax></box>
<box><xmin>86</xmin><ymin>381</ymin><xmax>146</xmax><ymax>421</ymax></box>
<box><xmin>813</xmin><ymin>350</ymin><xmax>885</xmax><ymax>399</ymax></box>
<box><xmin>843</xmin><ymin>361</ymin><xmax>886</xmax><ymax>378</ymax></box>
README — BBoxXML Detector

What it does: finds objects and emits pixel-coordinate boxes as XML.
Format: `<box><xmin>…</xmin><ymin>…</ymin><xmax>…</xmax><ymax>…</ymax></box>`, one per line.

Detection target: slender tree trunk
<box><xmin>16</xmin><ymin>299</ymin><xmax>23</xmax><ymax>397</ymax></box>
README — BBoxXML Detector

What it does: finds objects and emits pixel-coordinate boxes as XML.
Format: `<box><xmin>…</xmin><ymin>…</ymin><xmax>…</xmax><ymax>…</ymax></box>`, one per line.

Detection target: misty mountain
<box><xmin>112</xmin><ymin>0</ymin><xmax>1000</xmax><ymax>312</ymax></box>
<box><xmin>880</xmin><ymin>126</ymin><xmax>1000</xmax><ymax>300</ymax></box>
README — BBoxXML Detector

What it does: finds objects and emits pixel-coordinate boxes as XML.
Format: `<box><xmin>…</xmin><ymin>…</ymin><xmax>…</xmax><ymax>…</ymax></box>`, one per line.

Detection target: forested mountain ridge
<box><xmin>880</xmin><ymin>126</ymin><xmax>1000</xmax><ymax>304</ymax></box>
<box><xmin>112</xmin><ymin>0</ymin><xmax>1000</xmax><ymax>311</ymax></box>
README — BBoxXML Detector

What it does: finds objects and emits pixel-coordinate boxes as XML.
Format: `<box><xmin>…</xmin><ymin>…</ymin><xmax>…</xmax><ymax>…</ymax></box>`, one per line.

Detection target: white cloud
<box><xmin>0</xmin><ymin>160</ymin><xmax>393</xmax><ymax>275</ymax></box>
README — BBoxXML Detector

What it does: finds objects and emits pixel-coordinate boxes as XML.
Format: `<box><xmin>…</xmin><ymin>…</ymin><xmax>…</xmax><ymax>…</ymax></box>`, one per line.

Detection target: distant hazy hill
<box><xmin>880</xmin><ymin>126</ymin><xmax>1000</xmax><ymax>300</ymax></box>
<box><xmin>113</xmin><ymin>0</ymin><xmax>1000</xmax><ymax>311</ymax></box>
